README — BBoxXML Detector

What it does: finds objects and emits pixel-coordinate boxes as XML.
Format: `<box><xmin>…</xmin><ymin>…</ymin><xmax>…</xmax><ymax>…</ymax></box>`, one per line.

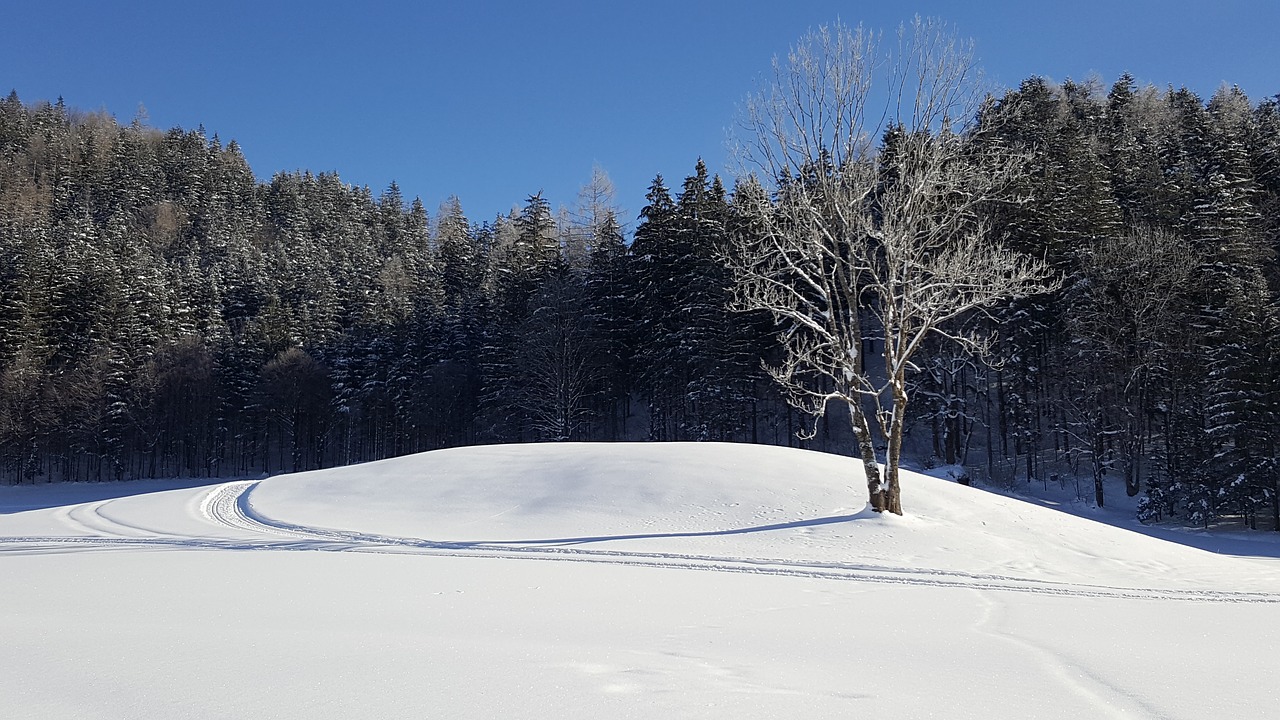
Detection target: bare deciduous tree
<box><xmin>1067</xmin><ymin>226</ymin><xmax>1196</xmax><ymax>505</ymax></box>
<box><xmin>512</xmin><ymin>276</ymin><xmax>597</xmax><ymax>441</ymax></box>
<box><xmin>728</xmin><ymin>17</ymin><xmax>1055</xmax><ymax>514</ymax></box>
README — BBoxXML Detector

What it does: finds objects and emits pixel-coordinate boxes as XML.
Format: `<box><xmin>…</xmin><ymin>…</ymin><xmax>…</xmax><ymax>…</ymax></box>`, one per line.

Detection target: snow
<box><xmin>2</xmin><ymin>441</ymin><xmax>1278</xmax><ymax>719</ymax></box>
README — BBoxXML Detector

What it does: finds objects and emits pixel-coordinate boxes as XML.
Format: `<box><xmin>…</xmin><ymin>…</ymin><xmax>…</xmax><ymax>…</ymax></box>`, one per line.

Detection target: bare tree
<box><xmin>1066</xmin><ymin>226</ymin><xmax>1196</xmax><ymax>505</ymax></box>
<box><xmin>560</xmin><ymin>165</ymin><xmax>623</xmax><ymax>268</ymax></box>
<box><xmin>575</xmin><ymin>165</ymin><xmax>622</xmax><ymax>238</ymax></box>
<box><xmin>728</xmin><ymin>17</ymin><xmax>1055</xmax><ymax>514</ymax></box>
<box><xmin>259</xmin><ymin>347</ymin><xmax>331</xmax><ymax>472</ymax></box>
<box><xmin>511</xmin><ymin>275</ymin><xmax>598</xmax><ymax>441</ymax></box>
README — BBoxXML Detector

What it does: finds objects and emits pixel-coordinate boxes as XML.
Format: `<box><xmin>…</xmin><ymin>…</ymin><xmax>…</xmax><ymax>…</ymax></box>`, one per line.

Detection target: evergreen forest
<box><xmin>2</xmin><ymin>74</ymin><xmax>1279</xmax><ymax>529</ymax></box>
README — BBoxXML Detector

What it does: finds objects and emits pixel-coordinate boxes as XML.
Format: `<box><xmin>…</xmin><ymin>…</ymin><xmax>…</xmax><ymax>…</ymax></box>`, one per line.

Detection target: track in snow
<box><xmin>1</xmin><ymin>479</ymin><xmax>1277</xmax><ymax>605</ymax></box>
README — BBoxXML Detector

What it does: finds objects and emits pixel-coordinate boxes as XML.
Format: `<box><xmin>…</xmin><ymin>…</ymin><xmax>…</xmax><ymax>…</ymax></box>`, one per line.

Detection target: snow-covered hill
<box><xmin>2</xmin><ymin>442</ymin><xmax>1278</xmax><ymax>719</ymax></box>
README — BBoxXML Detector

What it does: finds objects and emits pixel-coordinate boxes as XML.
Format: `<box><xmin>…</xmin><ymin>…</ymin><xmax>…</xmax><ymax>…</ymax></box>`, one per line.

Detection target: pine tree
<box><xmin>429</xmin><ymin>197</ymin><xmax>483</xmax><ymax>445</ymax></box>
<box><xmin>479</xmin><ymin>194</ymin><xmax>570</xmax><ymax>440</ymax></box>
<box><xmin>673</xmin><ymin>164</ymin><xmax>750</xmax><ymax>440</ymax></box>
<box><xmin>629</xmin><ymin>175</ymin><xmax>681</xmax><ymax>439</ymax></box>
<box><xmin>583</xmin><ymin>210</ymin><xmax>635</xmax><ymax>439</ymax></box>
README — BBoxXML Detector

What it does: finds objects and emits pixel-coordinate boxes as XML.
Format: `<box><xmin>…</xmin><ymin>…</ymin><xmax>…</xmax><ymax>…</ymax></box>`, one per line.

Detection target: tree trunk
<box><xmin>1271</xmin><ymin>486</ymin><xmax>1278</xmax><ymax>532</ymax></box>
<box><xmin>850</xmin><ymin>401</ymin><xmax>885</xmax><ymax>512</ymax></box>
<box><xmin>1093</xmin><ymin>432</ymin><xmax>1106</xmax><ymax>508</ymax></box>
<box><xmin>883</xmin><ymin>472</ymin><xmax>902</xmax><ymax>515</ymax></box>
<box><xmin>884</xmin><ymin>375</ymin><xmax>907</xmax><ymax>515</ymax></box>
<box><xmin>1123</xmin><ymin>428</ymin><xmax>1140</xmax><ymax>497</ymax></box>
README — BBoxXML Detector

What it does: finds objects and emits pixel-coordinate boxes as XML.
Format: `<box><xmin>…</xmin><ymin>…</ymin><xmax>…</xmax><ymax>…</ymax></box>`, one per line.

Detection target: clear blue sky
<box><xmin>4</xmin><ymin>1</ymin><xmax>1277</xmax><ymax>228</ymax></box>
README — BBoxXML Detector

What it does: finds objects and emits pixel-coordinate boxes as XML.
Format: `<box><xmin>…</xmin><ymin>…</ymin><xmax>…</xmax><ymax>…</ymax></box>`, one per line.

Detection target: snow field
<box><xmin>2</xmin><ymin>441</ymin><xmax>1278</xmax><ymax>719</ymax></box>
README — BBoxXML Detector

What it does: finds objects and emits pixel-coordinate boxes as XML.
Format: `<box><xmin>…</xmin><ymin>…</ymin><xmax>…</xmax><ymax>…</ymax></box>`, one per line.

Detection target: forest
<box><xmin>1</xmin><ymin>72</ymin><xmax>1278</xmax><ymax>528</ymax></box>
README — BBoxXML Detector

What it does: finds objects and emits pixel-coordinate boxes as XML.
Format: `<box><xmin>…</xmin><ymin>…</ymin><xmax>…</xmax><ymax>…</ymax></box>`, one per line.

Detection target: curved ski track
<box><xmin>1</xmin><ymin>480</ymin><xmax>1277</xmax><ymax>605</ymax></box>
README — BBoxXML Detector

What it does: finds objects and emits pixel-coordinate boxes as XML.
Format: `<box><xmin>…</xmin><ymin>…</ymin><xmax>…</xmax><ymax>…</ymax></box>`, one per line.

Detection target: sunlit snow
<box><xmin>2</xmin><ymin>442</ymin><xmax>1278</xmax><ymax>719</ymax></box>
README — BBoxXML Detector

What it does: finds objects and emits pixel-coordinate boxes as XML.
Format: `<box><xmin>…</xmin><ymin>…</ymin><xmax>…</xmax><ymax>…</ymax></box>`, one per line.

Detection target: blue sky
<box><xmin>4</xmin><ymin>1</ymin><xmax>1277</xmax><ymax>227</ymax></box>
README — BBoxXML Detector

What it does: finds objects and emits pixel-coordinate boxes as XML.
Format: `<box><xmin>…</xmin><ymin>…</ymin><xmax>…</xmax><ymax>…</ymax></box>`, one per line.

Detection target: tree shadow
<box><xmin>0</xmin><ymin>478</ymin><xmax>227</xmax><ymax>515</ymax></box>
<box><xmin>1119</xmin><ymin>522</ymin><xmax>1280</xmax><ymax>560</ymax></box>
<box><xmin>451</xmin><ymin>508</ymin><xmax>875</xmax><ymax>548</ymax></box>
<box><xmin>1010</xmin><ymin>492</ymin><xmax>1280</xmax><ymax>560</ymax></box>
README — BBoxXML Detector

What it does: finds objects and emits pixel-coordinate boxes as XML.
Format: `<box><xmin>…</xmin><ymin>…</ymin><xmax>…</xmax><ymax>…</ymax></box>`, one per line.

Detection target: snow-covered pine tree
<box><xmin>583</xmin><ymin>210</ymin><xmax>635</xmax><ymax>439</ymax></box>
<box><xmin>1191</xmin><ymin>86</ymin><xmax>1275</xmax><ymax>527</ymax></box>
<box><xmin>628</xmin><ymin>175</ymin><xmax>682</xmax><ymax>440</ymax></box>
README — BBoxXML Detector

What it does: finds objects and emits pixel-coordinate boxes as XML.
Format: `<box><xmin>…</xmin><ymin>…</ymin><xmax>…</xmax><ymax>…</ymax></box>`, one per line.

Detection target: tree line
<box><xmin>0</xmin><ymin>94</ymin><xmax>800</xmax><ymax>486</ymax></box>
<box><xmin>975</xmin><ymin>75</ymin><xmax>1280</xmax><ymax>528</ymax></box>
<box><xmin>1</xmin><ymin>72</ymin><xmax>1278</xmax><ymax>528</ymax></box>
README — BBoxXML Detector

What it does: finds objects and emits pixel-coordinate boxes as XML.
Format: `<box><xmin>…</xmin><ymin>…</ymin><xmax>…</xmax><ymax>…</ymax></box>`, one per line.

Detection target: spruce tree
<box><xmin>629</xmin><ymin>175</ymin><xmax>681</xmax><ymax>439</ymax></box>
<box><xmin>583</xmin><ymin>210</ymin><xmax>635</xmax><ymax>438</ymax></box>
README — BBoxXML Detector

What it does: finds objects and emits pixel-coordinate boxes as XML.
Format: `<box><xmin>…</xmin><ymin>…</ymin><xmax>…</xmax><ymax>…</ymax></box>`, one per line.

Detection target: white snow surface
<box><xmin>2</xmin><ymin>441</ymin><xmax>1279</xmax><ymax>719</ymax></box>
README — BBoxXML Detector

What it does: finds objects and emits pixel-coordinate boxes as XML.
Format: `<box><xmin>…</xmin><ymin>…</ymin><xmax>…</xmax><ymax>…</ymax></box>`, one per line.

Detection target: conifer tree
<box><xmin>583</xmin><ymin>210</ymin><xmax>635</xmax><ymax>438</ymax></box>
<box><xmin>629</xmin><ymin>175</ymin><xmax>681</xmax><ymax>439</ymax></box>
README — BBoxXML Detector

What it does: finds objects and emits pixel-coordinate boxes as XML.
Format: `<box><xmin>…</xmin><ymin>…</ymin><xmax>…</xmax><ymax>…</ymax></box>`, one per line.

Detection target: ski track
<box><xmin>0</xmin><ymin>480</ymin><xmax>1276</xmax><ymax>605</ymax></box>
<box><xmin>66</xmin><ymin>496</ymin><xmax>183</xmax><ymax>539</ymax></box>
<box><xmin>972</xmin><ymin>593</ymin><xmax>1180</xmax><ymax>720</ymax></box>
<box><xmin>64</xmin><ymin>500</ymin><xmax>145</xmax><ymax>538</ymax></box>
